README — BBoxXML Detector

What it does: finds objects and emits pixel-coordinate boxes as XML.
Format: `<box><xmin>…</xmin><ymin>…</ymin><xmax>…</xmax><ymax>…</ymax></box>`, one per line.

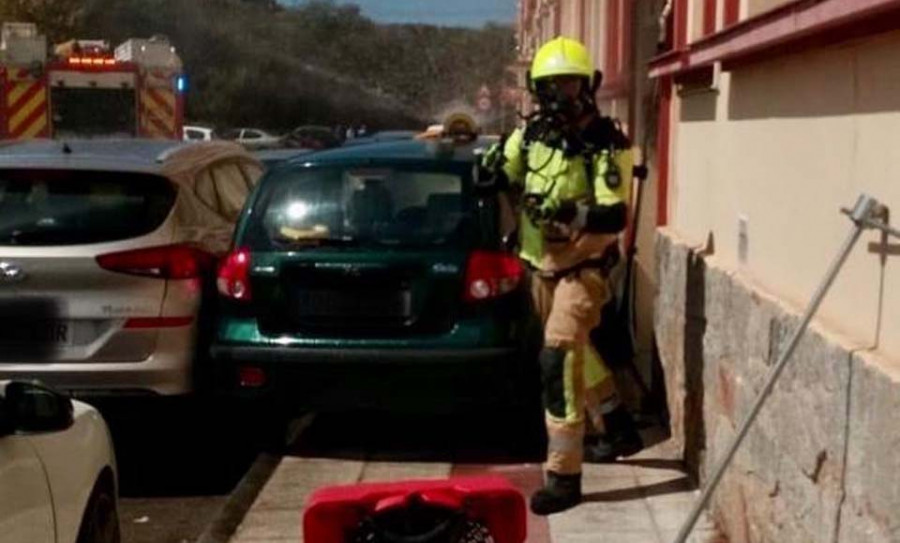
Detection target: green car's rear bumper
<box><xmin>210</xmin><ymin>343</ymin><xmax>534</xmax><ymax>412</ymax></box>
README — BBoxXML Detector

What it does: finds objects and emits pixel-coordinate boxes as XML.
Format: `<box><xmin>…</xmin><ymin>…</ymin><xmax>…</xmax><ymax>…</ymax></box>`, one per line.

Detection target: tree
<box><xmin>0</xmin><ymin>0</ymin><xmax>83</xmax><ymax>43</ymax></box>
<box><xmin>16</xmin><ymin>0</ymin><xmax>517</xmax><ymax>131</ymax></box>
<box><xmin>239</xmin><ymin>0</ymin><xmax>281</xmax><ymax>10</ymax></box>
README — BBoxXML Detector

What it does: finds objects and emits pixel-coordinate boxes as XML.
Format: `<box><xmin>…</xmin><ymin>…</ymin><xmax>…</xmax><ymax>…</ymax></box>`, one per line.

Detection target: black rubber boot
<box><xmin>530</xmin><ymin>472</ymin><xmax>582</xmax><ymax>516</ymax></box>
<box><xmin>584</xmin><ymin>406</ymin><xmax>644</xmax><ymax>463</ymax></box>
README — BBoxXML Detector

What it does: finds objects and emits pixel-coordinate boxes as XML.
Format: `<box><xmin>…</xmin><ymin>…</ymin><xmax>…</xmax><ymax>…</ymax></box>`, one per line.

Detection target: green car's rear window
<box><xmin>247</xmin><ymin>166</ymin><xmax>474</xmax><ymax>249</ymax></box>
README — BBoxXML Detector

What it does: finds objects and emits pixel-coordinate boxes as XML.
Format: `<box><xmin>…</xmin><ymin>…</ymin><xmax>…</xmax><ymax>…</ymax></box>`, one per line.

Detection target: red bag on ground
<box><xmin>303</xmin><ymin>475</ymin><xmax>527</xmax><ymax>543</ymax></box>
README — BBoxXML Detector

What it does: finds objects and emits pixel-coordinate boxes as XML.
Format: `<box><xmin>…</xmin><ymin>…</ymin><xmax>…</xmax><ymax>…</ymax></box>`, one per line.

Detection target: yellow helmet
<box><xmin>530</xmin><ymin>37</ymin><xmax>594</xmax><ymax>83</ymax></box>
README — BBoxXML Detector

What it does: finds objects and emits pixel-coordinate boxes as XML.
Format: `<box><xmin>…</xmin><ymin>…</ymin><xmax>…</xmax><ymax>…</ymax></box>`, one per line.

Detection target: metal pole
<box><xmin>672</xmin><ymin>194</ymin><xmax>880</xmax><ymax>543</ymax></box>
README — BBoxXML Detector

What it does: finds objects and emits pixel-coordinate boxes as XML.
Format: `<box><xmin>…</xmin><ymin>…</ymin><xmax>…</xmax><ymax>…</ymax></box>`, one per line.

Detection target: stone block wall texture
<box><xmin>655</xmin><ymin>228</ymin><xmax>900</xmax><ymax>543</ymax></box>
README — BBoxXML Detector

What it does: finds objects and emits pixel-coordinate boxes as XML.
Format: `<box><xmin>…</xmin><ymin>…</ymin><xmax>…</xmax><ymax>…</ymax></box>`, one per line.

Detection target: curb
<box><xmin>196</xmin><ymin>413</ymin><xmax>315</xmax><ymax>543</ymax></box>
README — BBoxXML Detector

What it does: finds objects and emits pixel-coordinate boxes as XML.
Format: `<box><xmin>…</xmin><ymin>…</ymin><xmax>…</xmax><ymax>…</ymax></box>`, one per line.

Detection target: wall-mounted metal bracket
<box><xmin>842</xmin><ymin>203</ymin><xmax>900</xmax><ymax>239</ymax></box>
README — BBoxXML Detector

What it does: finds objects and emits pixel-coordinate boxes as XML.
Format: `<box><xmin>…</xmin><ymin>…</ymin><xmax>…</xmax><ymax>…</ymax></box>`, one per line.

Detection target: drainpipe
<box><xmin>659</xmin><ymin>0</ymin><xmax>674</xmax><ymax>49</ymax></box>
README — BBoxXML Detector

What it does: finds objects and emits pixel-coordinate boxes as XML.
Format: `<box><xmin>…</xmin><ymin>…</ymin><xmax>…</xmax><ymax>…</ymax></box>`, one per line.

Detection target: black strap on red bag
<box><xmin>351</xmin><ymin>499</ymin><xmax>495</xmax><ymax>543</ymax></box>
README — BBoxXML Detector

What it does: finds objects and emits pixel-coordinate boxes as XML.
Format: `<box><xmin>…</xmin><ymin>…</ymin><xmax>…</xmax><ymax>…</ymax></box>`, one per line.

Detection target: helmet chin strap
<box><xmin>577</xmin><ymin>69</ymin><xmax>604</xmax><ymax>120</ymax></box>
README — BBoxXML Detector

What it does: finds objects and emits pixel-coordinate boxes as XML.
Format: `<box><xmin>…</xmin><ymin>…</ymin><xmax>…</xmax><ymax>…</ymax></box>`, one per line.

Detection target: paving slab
<box><xmin>231</xmin><ymin>458</ymin><xmax>366</xmax><ymax>543</ymax></box>
<box><xmin>229</xmin><ymin>439</ymin><xmax>724</xmax><ymax>543</ymax></box>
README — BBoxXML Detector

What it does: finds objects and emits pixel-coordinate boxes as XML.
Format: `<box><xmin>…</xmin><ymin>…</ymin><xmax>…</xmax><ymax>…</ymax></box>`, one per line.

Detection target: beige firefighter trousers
<box><xmin>531</xmin><ymin>268</ymin><xmax>615</xmax><ymax>475</ymax></box>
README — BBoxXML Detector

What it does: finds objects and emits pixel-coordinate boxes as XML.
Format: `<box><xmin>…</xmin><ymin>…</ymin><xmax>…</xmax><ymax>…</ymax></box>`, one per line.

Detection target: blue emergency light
<box><xmin>177</xmin><ymin>75</ymin><xmax>187</xmax><ymax>93</ymax></box>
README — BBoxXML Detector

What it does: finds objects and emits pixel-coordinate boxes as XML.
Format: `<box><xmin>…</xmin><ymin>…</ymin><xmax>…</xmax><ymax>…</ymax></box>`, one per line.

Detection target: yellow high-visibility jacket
<box><xmin>498</xmin><ymin>120</ymin><xmax>634</xmax><ymax>272</ymax></box>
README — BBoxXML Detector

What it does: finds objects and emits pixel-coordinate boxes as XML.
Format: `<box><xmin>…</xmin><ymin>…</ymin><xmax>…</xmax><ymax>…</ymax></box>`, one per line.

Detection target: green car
<box><xmin>210</xmin><ymin>137</ymin><xmax>540</xmax><ymax>412</ymax></box>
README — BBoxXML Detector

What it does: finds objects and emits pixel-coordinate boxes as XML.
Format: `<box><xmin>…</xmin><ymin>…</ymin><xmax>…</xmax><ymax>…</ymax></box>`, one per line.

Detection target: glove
<box><xmin>544</xmin><ymin>200</ymin><xmax>589</xmax><ymax>230</ymax></box>
<box><xmin>479</xmin><ymin>142</ymin><xmax>505</xmax><ymax>172</ymax></box>
<box><xmin>523</xmin><ymin>193</ymin><xmax>551</xmax><ymax>224</ymax></box>
<box><xmin>474</xmin><ymin>143</ymin><xmax>510</xmax><ymax>191</ymax></box>
<box><xmin>521</xmin><ymin>195</ymin><xmax>568</xmax><ymax>224</ymax></box>
<box><xmin>551</xmin><ymin>200</ymin><xmax>578</xmax><ymax>225</ymax></box>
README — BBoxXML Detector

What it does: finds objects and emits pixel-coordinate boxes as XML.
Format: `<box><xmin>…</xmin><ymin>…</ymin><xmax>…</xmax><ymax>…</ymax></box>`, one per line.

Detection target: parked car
<box><xmin>254</xmin><ymin>148</ymin><xmax>313</xmax><ymax>170</ymax></box>
<box><xmin>221</xmin><ymin>128</ymin><xmax>283</xmax><ymax>150</ymax></box>
<box><xmin>283</xmin><ymin>125</ymin><xmax>340</xmax><ymax>150</ymax></box>
<box><xmin>0</xmin><ymin>380</ymin><xmax>119</xmax><ymax>543</ymax></box>
<box><xmin>0</xmin><ymin>139</ymin><xmax>263</xmax><ymax>397</ymax></box>
<box><xmin>211</xmin><ymin>134</ymin><xmax>541</xmax><ymax>412</ymax></box>
<box><xmin>183</xmin><ymin>125</ymin><xmax>217</xmax><ymax>142</ymax></box>
<box><xmin>341</xmin><ymin>129</ymin><xmax>418</xmax><ymax>148</ymax></box>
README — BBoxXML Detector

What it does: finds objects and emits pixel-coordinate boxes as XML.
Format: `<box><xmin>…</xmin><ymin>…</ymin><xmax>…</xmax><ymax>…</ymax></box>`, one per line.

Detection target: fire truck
<box><xmin>0</xmin><ymin>22</ymin><xmax>185</xmax><ymax>140</ymax></box>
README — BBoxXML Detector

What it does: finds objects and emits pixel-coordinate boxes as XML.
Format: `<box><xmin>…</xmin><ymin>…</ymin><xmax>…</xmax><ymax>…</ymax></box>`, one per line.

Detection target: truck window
<box><xmin>51</xmin><ymin>88</ymin><xmax>137</xmax><ymax>138</ymax></box>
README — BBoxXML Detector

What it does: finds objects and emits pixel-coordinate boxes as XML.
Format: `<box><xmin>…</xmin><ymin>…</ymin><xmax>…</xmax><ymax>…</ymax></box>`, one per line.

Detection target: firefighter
<box><xmin>481</xmin><ymin>36</ymin><xmax>642</xmax><ymax>515</ymax></box>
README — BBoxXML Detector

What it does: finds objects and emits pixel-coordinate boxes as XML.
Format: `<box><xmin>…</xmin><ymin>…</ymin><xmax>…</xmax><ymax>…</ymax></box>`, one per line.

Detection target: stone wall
<box><xmin>655</xmin><ymin>228</ymin><xmax>900</xmax><ymax>543</ymax></box>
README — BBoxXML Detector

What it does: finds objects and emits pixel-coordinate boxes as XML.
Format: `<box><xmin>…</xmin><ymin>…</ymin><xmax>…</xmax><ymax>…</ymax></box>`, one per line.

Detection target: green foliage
<box><xmin>0</xmin><ymin>0</ymin><xmax>83</xmax><ymax>42</ymax></box>
<box><xmin>4</xmin><ymin>0</ymin><xmax>517</xmax><ymax>131</ymax></box>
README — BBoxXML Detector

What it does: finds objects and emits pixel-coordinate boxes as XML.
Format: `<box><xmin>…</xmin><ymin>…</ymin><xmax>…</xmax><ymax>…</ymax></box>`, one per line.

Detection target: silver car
<box><xmin>0</xmin><ymin>139</ymin><xmax>263</xmax><ymax>397</ymax></box>
<box><xmin>221</xmin><ymin>128</ymin><xmax>283</xmax><ymax>150</ymax></box>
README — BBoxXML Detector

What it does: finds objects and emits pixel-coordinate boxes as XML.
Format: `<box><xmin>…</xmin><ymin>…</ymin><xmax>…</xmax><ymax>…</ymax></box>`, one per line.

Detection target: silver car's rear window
<box><xmin>0</xmin><ymin>169</ymin><xmax>175</xmax><ymax>246</ymax></box>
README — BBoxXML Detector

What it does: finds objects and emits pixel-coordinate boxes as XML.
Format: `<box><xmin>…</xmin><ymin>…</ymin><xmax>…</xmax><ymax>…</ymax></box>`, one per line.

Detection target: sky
<box><xmin>282</xmin><ymin>0</ymin><xmax>516</xmax><ymax>27</ymax></box>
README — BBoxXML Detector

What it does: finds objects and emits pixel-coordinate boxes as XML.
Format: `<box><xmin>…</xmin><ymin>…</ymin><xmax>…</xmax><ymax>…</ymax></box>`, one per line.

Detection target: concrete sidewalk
<box><xmin>228</xmin><ymin>439</ymin><xmax>723</xmax><ymax>543</ymax></box>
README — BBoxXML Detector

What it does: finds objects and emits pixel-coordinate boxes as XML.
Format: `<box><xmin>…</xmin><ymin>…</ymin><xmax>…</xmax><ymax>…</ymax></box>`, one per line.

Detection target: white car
<box><xmin>221</xmin><ymin>128</ymin><xmax>282</xmax><ymax>150</ymax></box>
<box><xmin>183</xmin><ymin>125</ymin><xmax>217</xmax><ymax>142</ymax></box>
<box><xmin>0</xmin><ymin>380</ymin><xmax>119</xmax><ymax>543</ymax></box>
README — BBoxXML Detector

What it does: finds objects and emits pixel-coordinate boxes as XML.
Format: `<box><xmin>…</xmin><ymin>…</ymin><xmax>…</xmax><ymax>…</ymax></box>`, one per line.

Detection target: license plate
<box><xmin>0</xmin><ymin>321</ymin><xmax>73</xmax><ymax>346</ymax></box>
<box><xmin>297</xmin><ymin>290</ymin><xmax>412</xmax><ymax>318</ymax></box>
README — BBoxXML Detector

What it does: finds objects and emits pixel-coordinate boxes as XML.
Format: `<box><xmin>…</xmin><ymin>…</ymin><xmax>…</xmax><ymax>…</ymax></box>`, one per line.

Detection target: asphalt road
<box><xmin>93</xmin><ymin>397</ymin><xmax>267</xmax><ymax>543</ymax></box>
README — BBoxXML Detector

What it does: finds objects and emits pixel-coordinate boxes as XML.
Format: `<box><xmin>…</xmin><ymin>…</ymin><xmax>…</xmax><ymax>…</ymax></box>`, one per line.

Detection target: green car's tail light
<box><xmin>238</xmin><ymin>365</ymin><xmax>266</xmax><ymax>388</ymax></box>
<box><xmin>464</xmin><ymin>250</ymin><xmax>523</xmax><ymax>302</ymax></box>
<box><xmin>217</xmin><ymin>248</ymin><xmax>252</xmax><ymax>301</ymax></box>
